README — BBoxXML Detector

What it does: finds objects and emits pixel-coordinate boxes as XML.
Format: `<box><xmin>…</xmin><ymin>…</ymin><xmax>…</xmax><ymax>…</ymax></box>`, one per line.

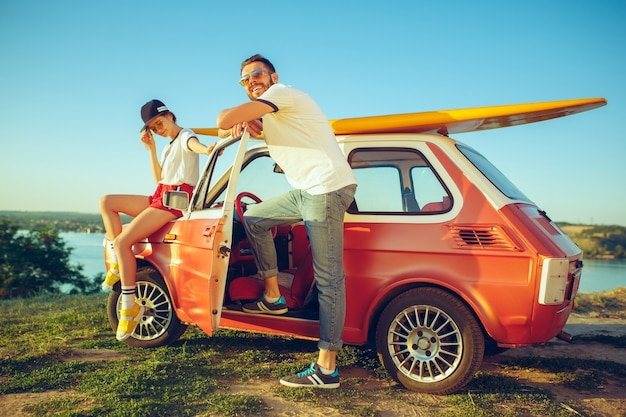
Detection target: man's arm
<box><xmin>217</xmin><ymin>101</ymin><xmax>273</xmax><ymax>135</ymax></box>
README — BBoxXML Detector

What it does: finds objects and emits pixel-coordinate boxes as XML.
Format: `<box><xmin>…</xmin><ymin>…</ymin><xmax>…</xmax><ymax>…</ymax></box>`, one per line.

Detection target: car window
<box><xmin>193</xmin><ymin>139</ymin><xmax>241</xmax><ymax>210</ymax></box>
<box><xmin>205</xmin><ymin>152</ymin><xmax>292</xmax><ymax>208</ymax></box>
<box><xmin>348</xmin><ymin>148</ymin><xmax>451</xmax><ymax>214</ymax></box>
<box><xmin>457</xmin><ymin>144</ymin><xmax>531</xmax><ymax>202</ymax></box>
<box><xmin>236</xmin><ymin>154</ymin><xmax>292</xmax><ymax>199</ymax></box>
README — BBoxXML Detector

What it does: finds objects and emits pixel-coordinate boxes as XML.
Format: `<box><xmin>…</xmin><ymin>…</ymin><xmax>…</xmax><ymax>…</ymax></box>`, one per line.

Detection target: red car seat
<box><xmin>228</xmin><ymin>246</ymin><xmax>315</xmax><ymax>309</ymax></box>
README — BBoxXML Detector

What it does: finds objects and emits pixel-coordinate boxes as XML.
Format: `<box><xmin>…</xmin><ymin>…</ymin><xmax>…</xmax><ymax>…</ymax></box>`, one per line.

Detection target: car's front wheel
<box><xmin>375</xmin><ymin>287</ymin><xmax>484</xmax><ymax>394</ymax></box>
<box><xmin>107</xmin><ymin>265</ymin><xmax>187</xmax><ymax>348</ymax></box>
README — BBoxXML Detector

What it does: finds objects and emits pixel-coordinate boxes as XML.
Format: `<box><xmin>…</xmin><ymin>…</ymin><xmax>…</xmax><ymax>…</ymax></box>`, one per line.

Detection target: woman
<box><xmin>100</xmin><ymin>99</ymin><xmax>216</xmax><ymax>341</ymax></box>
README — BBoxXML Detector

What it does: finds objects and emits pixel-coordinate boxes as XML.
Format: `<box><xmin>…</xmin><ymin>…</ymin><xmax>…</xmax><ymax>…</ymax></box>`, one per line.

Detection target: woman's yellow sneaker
<box><xmin>101</xmin><ymin>263</ymin><xmax>120</xmax><ymax>291</ymax></box>
<box><xmin>116</xmin><ymin>303</ymin><xmax>145</xmax><ymax>341</ymax></box>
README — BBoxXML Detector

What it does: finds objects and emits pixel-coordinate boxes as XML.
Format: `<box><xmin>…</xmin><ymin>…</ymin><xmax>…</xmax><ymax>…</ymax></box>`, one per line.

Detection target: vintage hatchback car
<box><xmin>105</xmin><ymin>98</ymin><xmax>605</xmax><ymax>394</ymax></box>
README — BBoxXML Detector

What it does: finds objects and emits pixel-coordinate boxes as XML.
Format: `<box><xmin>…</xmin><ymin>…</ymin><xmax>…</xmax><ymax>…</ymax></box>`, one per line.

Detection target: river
<box><xmin>62</xmin><ymin>232</ymin><xmax>625</xmax><ymax>293</ymax></box>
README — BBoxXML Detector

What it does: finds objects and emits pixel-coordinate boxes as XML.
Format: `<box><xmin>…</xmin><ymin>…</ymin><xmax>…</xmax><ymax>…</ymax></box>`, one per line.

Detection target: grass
<box><xmin>1</xmin><ymin>292</ymin><xmax>625</xmax><ymax>416</ymax></box>
<box><xmin>574</xmin><ymin>287</ymin><xmax>626</xmax><ymax>317</ymax></box>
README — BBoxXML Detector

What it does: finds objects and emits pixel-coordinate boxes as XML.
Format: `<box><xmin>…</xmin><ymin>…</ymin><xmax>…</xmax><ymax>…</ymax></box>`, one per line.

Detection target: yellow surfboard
<box><xmin>192</xmin><ymin>127</ymin><xmax>220</xmax><ymax>136</ymax></box>
<box><xmin>193</xmin><ymin>97</ymin><xmax>606</xmax><ymax>137</ymax></box>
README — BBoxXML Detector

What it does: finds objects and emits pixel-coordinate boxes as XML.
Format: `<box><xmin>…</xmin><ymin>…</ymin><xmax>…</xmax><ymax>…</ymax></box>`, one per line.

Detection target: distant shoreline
<box><xmin>2</xmin><ymin>211</ymin><xmax>625</xmax><ymax>260</ymax></box>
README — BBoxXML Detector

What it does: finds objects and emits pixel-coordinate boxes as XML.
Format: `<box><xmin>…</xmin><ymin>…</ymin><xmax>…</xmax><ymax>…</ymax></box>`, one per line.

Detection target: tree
<box><xmin>0</xmin><ymin>220</ymin><xmax>100</xmax><ymax>299</ymax></box>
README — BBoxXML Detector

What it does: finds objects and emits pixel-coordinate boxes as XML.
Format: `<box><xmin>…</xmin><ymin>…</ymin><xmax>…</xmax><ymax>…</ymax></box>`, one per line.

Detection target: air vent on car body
<box><xmin>449</xmin><ymin>226</ymin><xmax>518</xmax><ymax>250</ymax></box>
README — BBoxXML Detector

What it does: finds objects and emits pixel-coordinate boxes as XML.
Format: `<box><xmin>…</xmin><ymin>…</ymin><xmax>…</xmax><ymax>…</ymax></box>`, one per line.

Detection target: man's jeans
<box><xmin>243</xmin><ymin>184</ymin><xmax>356</xmax><ymax>351</ymax></box>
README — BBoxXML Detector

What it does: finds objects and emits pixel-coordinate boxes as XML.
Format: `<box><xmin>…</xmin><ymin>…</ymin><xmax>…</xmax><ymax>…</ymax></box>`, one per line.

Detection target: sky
<box><xmin>1</xmin><ymin>0</ymin><xmax>624</xmax><ymax>226</ymax></box>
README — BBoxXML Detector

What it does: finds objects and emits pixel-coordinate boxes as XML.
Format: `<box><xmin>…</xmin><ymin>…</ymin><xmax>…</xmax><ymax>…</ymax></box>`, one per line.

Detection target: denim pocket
<box><xmin>336</xmin><ymin>184</ymin><xmax>357</xmax><ymax>212</ymax></box>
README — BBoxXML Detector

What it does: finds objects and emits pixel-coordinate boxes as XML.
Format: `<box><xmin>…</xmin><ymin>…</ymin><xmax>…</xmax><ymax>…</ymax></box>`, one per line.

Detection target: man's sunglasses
<box><xmin>239</xmin><ymin>69</ymin><xmax>269</xmax><ymax>86</ymax></box>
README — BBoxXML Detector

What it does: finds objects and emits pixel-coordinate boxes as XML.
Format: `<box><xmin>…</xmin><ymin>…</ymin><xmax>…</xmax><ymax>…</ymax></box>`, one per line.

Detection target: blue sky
<box><xmin>1</xmin><ymin>0</ymin><xmax>624</xmax><ymax>226</ymax></box>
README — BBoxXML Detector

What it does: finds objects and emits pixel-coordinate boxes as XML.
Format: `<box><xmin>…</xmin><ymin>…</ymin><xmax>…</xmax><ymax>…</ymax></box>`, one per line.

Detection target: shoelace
<box><xmin>297</xmin><ymin>364</ymin><xmax>317</xmax><ymax>377</ymax></box>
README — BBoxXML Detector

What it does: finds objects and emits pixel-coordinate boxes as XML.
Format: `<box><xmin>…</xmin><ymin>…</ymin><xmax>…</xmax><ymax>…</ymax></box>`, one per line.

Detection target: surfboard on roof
<box><xmin>193</xmin><ymin>97</ymin><xmax>607</xmax><ymax>137</ymax></box>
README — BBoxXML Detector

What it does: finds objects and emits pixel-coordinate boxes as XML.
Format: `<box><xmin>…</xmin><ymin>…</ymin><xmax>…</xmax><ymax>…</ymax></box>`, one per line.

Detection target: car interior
<box><xmin>204</xmin><ymin>147</ymin><xmax>452</xmax><ymax>318</ymax></box>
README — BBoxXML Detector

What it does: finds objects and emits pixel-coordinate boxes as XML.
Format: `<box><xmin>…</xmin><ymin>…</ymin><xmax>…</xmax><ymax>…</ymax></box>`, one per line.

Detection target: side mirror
<box><xmin>163</xmin><ymin>190</ymin><xmax>189</xmax><ymax>211</ymax></box>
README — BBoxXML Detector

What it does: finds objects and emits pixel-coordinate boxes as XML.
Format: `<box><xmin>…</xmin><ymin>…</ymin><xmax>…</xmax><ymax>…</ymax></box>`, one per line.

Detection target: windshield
<box><xmin>457</xmin><ymin>144</ymin><xmax>531</xmax><ymax>202</ymax></box>
<box><xmin>191</xmin><ymin>138</ymin><xmax>242</xmax><ymax>210</ymax></box>
<box><xmin>193</xmin><ymin>138</ymin><xmax>293</xmax><ymax>210</ymax></box>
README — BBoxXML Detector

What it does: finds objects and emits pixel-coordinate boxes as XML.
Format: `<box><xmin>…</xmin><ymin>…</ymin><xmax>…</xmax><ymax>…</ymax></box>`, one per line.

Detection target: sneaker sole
<box><xmin>279</xmin><ymin>379</ymin><xmax>340</xmax><ymax>389</ymax></box>
<box><xmin>242</xmin><ymin>306</ymin><xmax>288</xmax><ymax>315</ymax></box>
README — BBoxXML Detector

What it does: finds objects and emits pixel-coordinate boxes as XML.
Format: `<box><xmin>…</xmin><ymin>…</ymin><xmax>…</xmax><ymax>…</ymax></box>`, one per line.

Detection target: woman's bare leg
<box><xmin>114</xmin><ymin>207</ymin><xmax>177</xmax><ymax>288</ymax></box>
<box><xmin>99</xmin><ymin>194</ymin><xmax>152</xmax><ymax>290</ymax></box>
<box><xmin>99</xmin><ymin>194</ymin><xmax>151</xmax><ymax>241</ymax></box>
<box><xmin>113</xmin><ymin>207</ymin><xmax>177</xmax><ymax>341</ymax></box>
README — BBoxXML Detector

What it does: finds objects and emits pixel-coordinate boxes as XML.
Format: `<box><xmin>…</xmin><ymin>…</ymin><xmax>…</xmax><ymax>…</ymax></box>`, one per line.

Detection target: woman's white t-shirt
<box><xmin>159</xmin><ymin>128</ymin><xmax>199</xmax><ymax>186</ymax></box>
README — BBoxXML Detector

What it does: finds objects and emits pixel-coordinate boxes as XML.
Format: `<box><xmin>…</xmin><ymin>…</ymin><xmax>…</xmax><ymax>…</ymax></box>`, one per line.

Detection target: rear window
<box><xmin>457</xmin><ymin>144</ymin><xmax>531</xmax><ymax>202</ymax></box>
<box><xmin>347</xmin><ymin>148</ymin><xmax>451</xmax><ymax>214</ymax></box>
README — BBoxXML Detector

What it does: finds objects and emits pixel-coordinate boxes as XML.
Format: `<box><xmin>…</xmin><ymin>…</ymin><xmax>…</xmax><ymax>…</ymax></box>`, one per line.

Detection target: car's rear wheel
<box><xmin>107</xmin><ymin>265</ymin><xmax>187</xmax><ymax>348</ymax></box>
<box><xmin>375</xmin><ymin>287</ymin><xmax>484</xmax><ymax>394</ymax></box>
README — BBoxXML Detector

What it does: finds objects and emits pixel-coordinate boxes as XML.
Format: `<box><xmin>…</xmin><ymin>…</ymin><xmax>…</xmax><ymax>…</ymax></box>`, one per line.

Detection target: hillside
<box><xmin>559</xmin><ymin>223</ymin><xmax>626</xmax><ymax>259</ymax></box>
<box><xmin>0</xmin><ymin>211</ymin><xmax>130</xmax><ymax>234</ymax></box>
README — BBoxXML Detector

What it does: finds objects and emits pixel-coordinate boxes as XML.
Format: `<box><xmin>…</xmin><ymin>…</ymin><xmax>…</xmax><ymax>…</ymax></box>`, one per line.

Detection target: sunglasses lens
<box><xmin>239</xmin><ymin>69</ymin><xmax>266</xmax><ymax>86</ymax></box>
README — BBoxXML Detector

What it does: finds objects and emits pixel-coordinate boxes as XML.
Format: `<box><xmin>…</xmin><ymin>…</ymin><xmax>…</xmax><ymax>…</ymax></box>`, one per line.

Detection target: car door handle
<box><xmin>219</xmin><ymin>245</ymin><xmax>231</xmax><ymax>256</ymax></box>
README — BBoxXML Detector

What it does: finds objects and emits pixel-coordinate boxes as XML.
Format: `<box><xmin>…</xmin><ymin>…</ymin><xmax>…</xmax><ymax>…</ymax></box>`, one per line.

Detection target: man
<box><xmin>217</xmin><ymin>54</ymin><xmax>357</xmax><ymax>389</ymax></box>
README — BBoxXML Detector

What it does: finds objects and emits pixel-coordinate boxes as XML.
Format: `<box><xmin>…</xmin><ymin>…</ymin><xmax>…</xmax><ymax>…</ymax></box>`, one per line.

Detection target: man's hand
<box><xmin>246</xmin><ymin>119</ymin><xmax>263</xmax><ymax>137</ymax></box>
<box><xmin>231</xmin><ymin>119</ymin><xmax>263</xmax><ymax>138</ymax></box>
<box><xmin>217</xmin><ymin>100</ymin><xmax>271</xmax><ymax>137</ymax></box>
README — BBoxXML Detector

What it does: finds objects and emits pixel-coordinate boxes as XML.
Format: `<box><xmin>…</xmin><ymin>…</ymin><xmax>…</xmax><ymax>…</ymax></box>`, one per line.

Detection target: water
<box><xmin>62</xmin><ymin>232</ymin><xmax>106</xmax><ymax>278</ymax></box>
<box><xmin>61</xmin><ymin>233</ymin><xmax>626</xmax><ymax>293</ymax></box>
<box><xmin>579</xmin><ymin>258</ymin><xmax>626</xmax><ymax>293</ymax></box>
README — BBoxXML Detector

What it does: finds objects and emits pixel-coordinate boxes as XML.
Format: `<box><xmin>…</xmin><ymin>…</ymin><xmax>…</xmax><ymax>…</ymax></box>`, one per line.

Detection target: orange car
<box><xmin>105</xmin><ymin>98</ymin><xmax>606</xmax><ymax>394</ymax></box>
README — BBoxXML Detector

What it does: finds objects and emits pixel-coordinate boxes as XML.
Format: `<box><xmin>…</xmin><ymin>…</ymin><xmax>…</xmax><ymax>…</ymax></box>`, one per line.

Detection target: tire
<box><xmin>375</xmin><ymin>287</ymin><xmax>484</xmax><ymax>394</ymax></box>
<box><xmin>107</xmin><ymin>265</ymin><xmax>187</xmax><ymax>348</ymax></box>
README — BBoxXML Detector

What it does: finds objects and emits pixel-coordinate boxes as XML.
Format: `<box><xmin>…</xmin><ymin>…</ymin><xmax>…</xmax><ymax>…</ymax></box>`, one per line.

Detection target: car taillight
<box><xmin>538</xmin><ymin>258</ymin><xmax>569</xmax><ymax>305</ymax></box>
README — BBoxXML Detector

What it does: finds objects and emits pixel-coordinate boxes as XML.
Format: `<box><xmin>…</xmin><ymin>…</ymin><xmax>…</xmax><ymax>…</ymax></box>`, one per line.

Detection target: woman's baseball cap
<box><xmin>141</xmin><ymin>99</ymin><xmax>170</xmax><ymax>131</ymax></box>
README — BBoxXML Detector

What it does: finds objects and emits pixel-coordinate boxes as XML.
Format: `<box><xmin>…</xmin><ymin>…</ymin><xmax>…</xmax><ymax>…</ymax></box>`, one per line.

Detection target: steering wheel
<box><xmin>234</xmin><ymin>192</ymin><xmax>277</xmax><ymax>238</ymax></box>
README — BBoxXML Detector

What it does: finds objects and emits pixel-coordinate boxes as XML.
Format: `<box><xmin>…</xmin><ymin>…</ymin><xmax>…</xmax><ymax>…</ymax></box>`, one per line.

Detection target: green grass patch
<box><xmin>1</xmin><ymin>293</ymin><xmax>624</xmax><ymax>416</ymax></box>
<box><xmin>575</xmin><ymin>288</ymin><xmax>626</xmax><ymax>316</ymax></box>
<box><xmin>442</xmin><ymin>373</ymin><xmax>576</xmax><ymax>417</ymax></box>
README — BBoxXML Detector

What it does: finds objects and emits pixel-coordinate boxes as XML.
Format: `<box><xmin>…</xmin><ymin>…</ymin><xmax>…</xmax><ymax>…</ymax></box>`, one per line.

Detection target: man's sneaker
<box><xmin>101</xmin><ymin>263</ymin><xmax>120</xmax><ymax>291</ymax></box>
<box><xmin>280</xmin><ymin>362</ymin><xmax>340</xmax><ymax>389</ymax></box>
<box><xmin>242</xmin><ymin>295</ymin><xmax>288</xmax><ymax>315</ymax></box>
<box><xmin>116</xmin><ymin>303</ymin><xmax>145</xmax><ymax>341</ymax></box>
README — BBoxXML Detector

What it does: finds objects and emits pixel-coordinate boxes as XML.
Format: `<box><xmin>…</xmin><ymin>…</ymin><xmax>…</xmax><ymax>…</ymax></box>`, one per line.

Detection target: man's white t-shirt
<box><xmin>159</xmin><ymin>128</ymin><xmax>199</xmax><ymax>186</ymax></box>
<box><xmin>257</xmin><ymin>83</ymin><xmax>357</xmax><ymax>195</ymax></box>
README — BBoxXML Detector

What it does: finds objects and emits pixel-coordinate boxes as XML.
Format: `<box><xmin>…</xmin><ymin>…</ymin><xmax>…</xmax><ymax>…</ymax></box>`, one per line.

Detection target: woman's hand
<box><xmin>141</xmin><ymin>130</ymin><xmax>156</xmax><ymax>151</ymax></box>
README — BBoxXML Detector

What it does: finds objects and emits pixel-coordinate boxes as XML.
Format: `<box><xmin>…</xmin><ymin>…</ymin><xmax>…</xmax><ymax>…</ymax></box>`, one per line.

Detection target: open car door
<box><xmin>166</xmin><ymin>132</ymin><xmax>250</xmax><ymax>336</ymax></box>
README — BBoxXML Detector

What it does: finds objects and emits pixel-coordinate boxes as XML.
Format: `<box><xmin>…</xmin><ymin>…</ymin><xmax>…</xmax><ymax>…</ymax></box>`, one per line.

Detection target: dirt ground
<box><xmin>482</xmin><ymin>315</ymin><xmax>626</xmax><ymax>417</ymax></box>
<box><xmin>1</xmin><ymin>315</ymin><xmax>625</xmax><ymax>417</ymax></box>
